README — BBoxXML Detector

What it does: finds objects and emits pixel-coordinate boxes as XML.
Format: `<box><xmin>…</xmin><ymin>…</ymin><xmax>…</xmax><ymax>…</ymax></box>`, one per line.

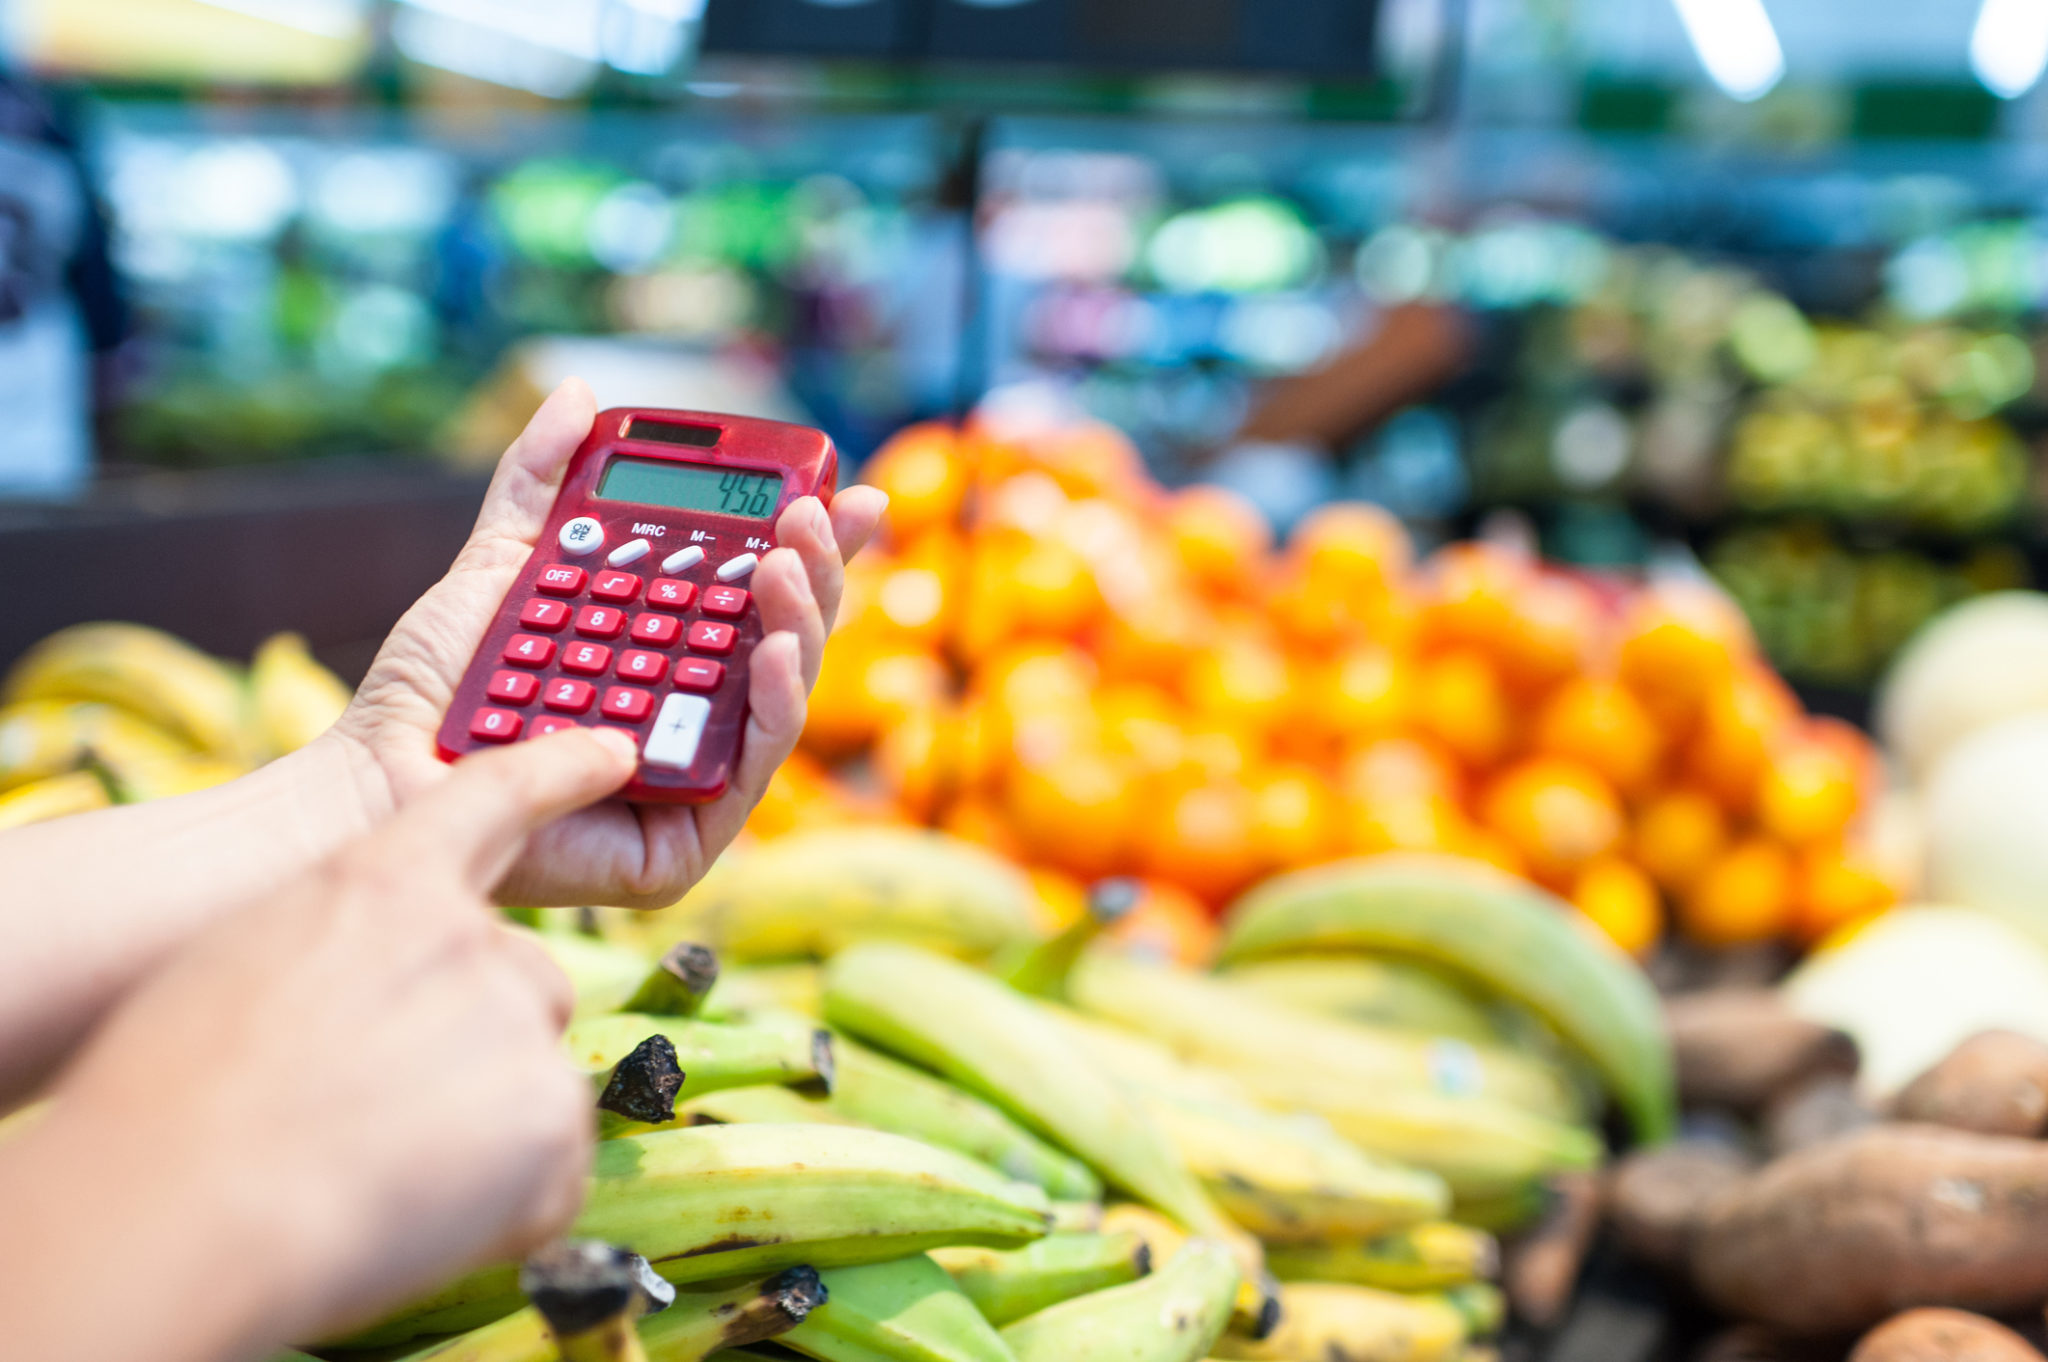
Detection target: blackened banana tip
<box><xmin>768</xmin><ymin>1264</ymin><xmax>829</xmax><ymax>1321</ymax></box>
<box><xmin>1133</xmin><ymin>1241</ymin><xmax>1154</xmax><ymax>1277</ymax></box>
<box><xmin>664</xmin><ymin>941</ymin><xmax>721</xmax><ymax>997</ymax></box>
<box><xmin>522</xmin><ymin>1240</ymin><xmax>662</xmax><ymax>1335</ymax></box>
<box><xmin>598</xmin><ymin>1034</ymin><xmax>686</xmax><ymax>1124</ymax></box>
<box><xmin>811</xmin><ymin>1029</ymin><xmax>837</xmax><ymax>1095</ymax></box>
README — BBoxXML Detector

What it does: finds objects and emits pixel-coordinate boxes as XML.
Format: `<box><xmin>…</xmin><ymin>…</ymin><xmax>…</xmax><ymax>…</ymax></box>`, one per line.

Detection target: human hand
<box><xmin>0</xmin><ymin>727</ymin><xmax>639</xmax><ymax>1360</ymax></box>
<box><xmin>328</xmin><ymin>380</ymin><xmax>888</xmax><ymax>907</ymax></box>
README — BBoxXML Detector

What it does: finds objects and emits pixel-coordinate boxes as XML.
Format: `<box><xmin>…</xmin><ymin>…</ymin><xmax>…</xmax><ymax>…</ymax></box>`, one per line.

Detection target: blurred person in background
<box><xmin>0</xmin><ymin>382</ymin><xmax>888</xmax><ymax>1361</ymax></box>
<box><xmin>0</xmin><ymin>65</ymin><xmax>128</xmax><ymax>497</ymax></box>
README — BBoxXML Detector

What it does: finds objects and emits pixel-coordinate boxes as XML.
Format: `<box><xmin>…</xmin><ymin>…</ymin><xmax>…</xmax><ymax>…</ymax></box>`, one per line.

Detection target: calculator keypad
<box><xmin>591</xmin><ymin>571</ymin><xmax>642</xmax><ymax>603</ymax></box>
<box><xmin>602</xmin><ymin>686</ymin><xmax>655</xmax><ymax>723</ymax></box>
<box><xmin>631</xmin><ymin>612</ymin><xmax>682</xmax><ymax>646</ymax></box>
<box><xmin>648</xmin><ymin>579</ymin><xmax>696</xmax><ymax>611</ymax></box>
<box><xmin>487</xmin><ymin>670</ymin><xmax>539</xmax><ymax>704</ymax></box>
<box><xmin>701</xmin><ymin>586</ymin><xmax>749</xmax><ymax>619</ymax></box>
<box><xmin>521</xmin><ymin>598</ymin><xmax>571</xmax><ymax>632</ymax></box>
<box><xmin>504</xmin><ymin>634</ymin><xmax>556</xmax><ymax>668</ymax></box>
<box><xmin>470</xmin><ymin>708</ymin><xmax>522</xmax><ymax>742</ymax></box>
<box><xmin>543</xmin><ymin>678</ymin><xmax>596</xmax><ymax>713</ymax></box>
<box><xmin>575</xmin><ymin>605</ymin><xmax>627</xmax><ymax>639</ymax></box>
<box><xmin>561</xmin><ymin>642</ymin><xmax>613</xmax><ymax>675</ymax></box>
<box><xmin>687</xmin><ymin>620</ymin><xmax>736</xmax><ymax>655</ymax></box>
<box><xmin>619</xmin><ymin>649</ymin><xmax>669</xmax><ymax>684</ymax></box>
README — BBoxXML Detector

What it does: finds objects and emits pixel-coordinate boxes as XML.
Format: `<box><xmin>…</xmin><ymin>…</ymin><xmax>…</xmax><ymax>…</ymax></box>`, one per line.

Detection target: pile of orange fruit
<box><xmin>749</xmin><ymin>413</ymin><xmax>1900</xmax><ymax>959</ymax></box>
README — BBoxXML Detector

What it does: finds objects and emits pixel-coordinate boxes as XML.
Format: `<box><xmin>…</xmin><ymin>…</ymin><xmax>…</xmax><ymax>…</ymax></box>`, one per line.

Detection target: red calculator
<box><xmin>436</xmin><ymin>408</ymin><xmax>838</xmax><ymax>803</ymax></box>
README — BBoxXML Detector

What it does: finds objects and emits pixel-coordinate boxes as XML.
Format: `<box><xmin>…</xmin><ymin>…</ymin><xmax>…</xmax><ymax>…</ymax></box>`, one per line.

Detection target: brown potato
<box><xmin>1608</xmin><ymin>1140</ymin><xmax>1754</xmax><ymax>1273</ymax></box>
<box><xmin>1894</xmin><ymin>1032</ymin><xmax>2048</xmax><ymax>1138</ymax></box>
<box><xmin>1504</xmin><ymin>1171</ymin><xmax>1602</xmax><ymax>1329</ymax></box>
<box><xmin>1849</xmin><ymin>1309</ymin><xmax>2044</xmax><ymax>1362</ymax></box>
<box><xmin>1667</xmin><ymin>989</ymin><xmax>1859</xmax><ymax>1113</ymax></box>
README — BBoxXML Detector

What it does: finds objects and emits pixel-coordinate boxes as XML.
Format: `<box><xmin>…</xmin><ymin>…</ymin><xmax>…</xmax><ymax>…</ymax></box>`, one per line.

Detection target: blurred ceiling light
<box><xmin>1670</xmin><ymin>0</ymin><xmax>1784</xmax><ymax>102</ymax></box>
<box><xmin>192</xmin><ymin>0</ymin><xmax>363</xmax><ymax>36</ymax></box>
<box><xmin>392</xmin><ymin>5</ymin><xmax>597</xmax><ymax>95</ymax></box>
<box><xmin>1971</xmin><ymin>0</ymin><xmax>2048</xmax><ymax>98</ymax></box>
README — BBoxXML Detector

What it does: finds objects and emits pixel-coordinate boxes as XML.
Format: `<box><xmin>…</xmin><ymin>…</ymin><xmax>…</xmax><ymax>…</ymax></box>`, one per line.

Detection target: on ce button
<box><xmin>558</xmin><ymin>516</ymin><xmax>605</xmax><ymax>555</ymax></box>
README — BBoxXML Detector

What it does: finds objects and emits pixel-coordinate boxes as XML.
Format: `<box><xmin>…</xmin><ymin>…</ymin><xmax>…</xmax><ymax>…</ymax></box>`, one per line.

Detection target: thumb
<box><xmin>381</xmin><ymin>727</ymin><xmax>639</xmax><ymax>894</ymax></box>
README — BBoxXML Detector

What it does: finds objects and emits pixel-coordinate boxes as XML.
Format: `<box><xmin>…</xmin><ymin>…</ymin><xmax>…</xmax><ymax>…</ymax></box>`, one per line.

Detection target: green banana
<box><xmin>705</xmin><ymin>964</ymin><xmax>826</xmax><ymax>1021</ymax></box>
<box><xmin>521</xmin><ymin>1240</ymin><xmax>669</xmax><ymax>1362</ymax></box>
<box><xmin>1265</xmin><ymin>1224</ymin><xmax>1498</xmax><ymax>1292</ymax></box>
<box><xmin>1070</xmin><ymin>951</ymin><xmax>1578</xmax><ymax>1122</ymax></box>
<box><xmin>995</xmin><ymin>878</ymin><xmax>1140</xmax><ymax>1000</ymax></box>
<box><xmin>781</xmin><ymin>1254</ymin><xmax>1016</xmax><ymax>1362</ymax></box>
<box><xmin>1448</xmin><ymin>1181</ymin><xmax>1553</xmax><ymax>1234</ymax></box>
<box><xmin>663</xmin><ymin>828</ymin><xmax>1041</xmax><ymax>964</ymax></box>
<box><xmin>625</xmin><ymin>943</ymin><xmax>722</xmax><ymax>1017</ymax></box>
<box><xmin>567</xmin><ymin>1014</ymin><xmax>834</xmax><ymax>1112</ymax></box>
<box><xmin>829</xmin><ymin>1040</ymin><xmax>1102</xmax><ymax>1201</ymax></box>
<box><xmin>1214</xmin><ymin>957</ymin><xmax>1503</xmax><ymax>1044</ymax></box>
<box><xmin>1047</xmin><ymin>1201</ymin><xmax>1103</xmax><ymax>1233</ymax></box>
<box><xmin>1213</xmin><ymin>1282</ymin><xmax>1467</xmax><ymax>1362</ymax></box>
<box><xmin>999</xmin><ymin>1239</ymin><xmax>1239</xmax><ymax>1362</ymax></box>
<box><xmin>1137</xmin><ymin>1089</ymin><xmax>1448</xmax><ymax>1243</ymax></box>
<box><xmin>1430</xmin><ymin>1283</ymin><xmax>1504</xmax><ymax>1339</ymax></box>
<box><xmin>1231</xmin><ymin>1068</ymin><xmax>1601</xmax><ymax>1203</ymax></box>
<box><xmin>529</xmin><ymin>929</ymin><xmax>657</xmax><ymax>1019</ymax></box>
<box><xmin>931</xmin><ymin>1231</ymin><xmax>1151</xmax><ymax>1326</ymax></box>
<box><xmin>397</xmin><ymin>1269</ymin><xmax>823</xmax><ymax>1359</ymax></box>
<box><xmin>1217</xmin><ymin>854</ymin><xmax>1676</xmax><ymax>1142</ymax></box>
<box><xmin>347</xmin><ymin>1125</ymin><xmax>1051</xmax><ymax>1347</ymax></box>
<box><xmin>681</xmin><ymin>1084</ymin><xmax>860</xmax><ymax>1128</ymax></box>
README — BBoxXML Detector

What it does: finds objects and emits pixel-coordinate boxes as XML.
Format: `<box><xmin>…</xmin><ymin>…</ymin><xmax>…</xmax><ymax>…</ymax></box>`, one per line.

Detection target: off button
<box><xmin>558</xmin><ymin>516</ymin><xmax>605</xmax><ymax>556</ymax></box>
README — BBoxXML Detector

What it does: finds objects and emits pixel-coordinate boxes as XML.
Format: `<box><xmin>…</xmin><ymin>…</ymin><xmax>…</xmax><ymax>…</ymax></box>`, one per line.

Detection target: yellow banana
<box><xmin>1265</xmin><ymin>1224</ymin><xmax>1498</xmax><ymax>1292</ymax></box>
<box><xmin>0</xmin><ymin>770</ymin><xmax>110</xmax><ymax>830</ymax></box>
<box><xmin>0</xmin><ymin>700</ymin><xmax>98</xmax><ymax>790</ymax></box>
<box><xmin>2</xmin><ymin>623</ymin><xmax>252</xmax><ymax>760</ymax></box>
<box><xmin>705</xmin><ymin>963</ymin><xmax>826</xmax><ymax>1020</ymax></box>
<box><xmin>1215</xmin><ymin>957</ymin><xmax>1503</xmax><ymax>1045</ymax></box>
<box><xmin>1429</xmin><ymin>1283</ymin><xmax>1504</xmax><ymax>1339</ymax></box>
<box><xmin>1213</xmin><ymin>1282</ymin><xmax>1467</xmax><ymax>1362</ymax></box>
<box><xmin>249</xmin><ymin>632</ymin><xmax>352</xmax><ymax>756</ymax></box>
<box><xmin>1218</xmin><ymin>854</ymin><xmax>1676</xmax><ymax>1142</ymax></box>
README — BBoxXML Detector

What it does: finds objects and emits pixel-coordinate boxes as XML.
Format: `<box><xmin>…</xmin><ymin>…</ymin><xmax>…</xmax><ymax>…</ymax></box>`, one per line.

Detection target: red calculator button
<box><xmin>469</xmin><ymin>707</ymin><xmax>522</xmax><ymax>742</ymax></box>
<box><xmin>701</xmin><ymin>586</ymin><xmax>750</xmax><ymax>619</ymax></box>
<box><xmin>535</xmin><ymin>565</ymin><xmax>586</xmax><ymax>597</ymax></box>
<box><xmin>673</xmin><ymin>658</ymin><xmax>724</xmax><ymax>692</ymax></box>
<box><xmin>503</xmin><ymin>634</ymin><xmax>556</xmax><ymax>668</ymax></box>
<box><xmin>486</xmin><ymin>670</ymin><xmax>539</xmax><ymax>705</ymax></box>
<box><xmin>591</xmin><ymin>571</ymin><xmax>642</xmax><ymax>604</ymax></box>
<box><xmin>529</xmin><ymin>715</ymin><xmax>580</xmax><ymax>739</ymax></box>
<box><xmin>575</xmin><ymin>606</ymin><xmax>626</xmax><ymax>638</ymax></box>
<box><xmin>560</xmin><ymin>642</ymin><xmax>612</xmax><ymax>676</ymax></box>
<box><xmin>601</xmin><ymin>686</ymin><xmax>655</xmax><ymax>723</ymax></box>
<box><xmin>520</xmin><ymin>598</ymin><xmax>571</xmax><ymax>632</ymax></box>
<box><xmin>542</xmin><ymin>677</ymin><xmax>596</xmax><ymax>713</ymax></box>
<box><xmin>687</xmin><ymin>620</ymin><xmax>737</xmax><ymax>655</ymax></box>
<box><xmin>647</xmin><ymin>579</ymin><xmax>697</xmax><ymax>611</ymax></box>
<box><xmin>618</xmin><ymin>649</ymin><xmax>669</xmax><ymax>683</ymax></box>
<box><xmin>631</xmin><ymin>613</ymin><xmax>682</xmax><ymax>647</ymax></box>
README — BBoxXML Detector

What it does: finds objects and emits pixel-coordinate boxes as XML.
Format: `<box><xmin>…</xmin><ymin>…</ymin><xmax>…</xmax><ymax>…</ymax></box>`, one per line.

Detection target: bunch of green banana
<box><xmin>1214</xmin><ymin>957</ymin><xmax>1503</xmax><ymax>1045</ymax></box>
<box><xmin>1218</xmin><ymin>854</ymin><xmax>1676</xmax><ymax>1142</ymax></box>
<box><xmin>1069</xmin><ymin>951</ymin><xmax>1578</xmax><ymax>1122</ymax></box>
<box><xmin>345</xmin><ymin>1124</ymin><xmax>1051</xmax><ymax>1346</ymax></box>
<box><xmin>1213</xmin><ymin>1282</ymin><xmax>1469</xmax><ymax>1362</ymax></box>
<box><xmin>248</xmin><ymin>631</ymin><xmax>353</xmax><ymax>757</ymax></box>
<box><xmin>775</xmin><ymin>1253</ymin><xmax>1018</xmax><ymax>1362</ymax></box>
<box><xmin>931</xmin><ymin>1230</ymin><xmax>1151</xmax><ymax>1326</ymax></box>
<box><xmin>565</xmin><ymin>1013</ymin><xmax>834</xmax><ymax>1116</ymax></box>
<box><xmin>999</xmin><ymin>1239</ymin><xmax>1240</xmax><ymax>1362</ymax></box>
<box><xmin>1265</xmin><ymin>1223</ymin><xmax>1498</xmax><ymax>1292</ymax></box>
<box><xmin>645</xmin><ymin>828</ymin><xmax>1042</xmax><ymax>965</ymax></box>
<box><xmin>2</xmin><ymin>622</ymin><xmax>254</xmax><ymax>761</ymax></box>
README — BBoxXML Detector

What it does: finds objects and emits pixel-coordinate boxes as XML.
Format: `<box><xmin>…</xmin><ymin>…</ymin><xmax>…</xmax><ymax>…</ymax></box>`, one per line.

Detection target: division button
<box><xmin>558</xmin><ymin>516</ymin><xmax>605</xmax><ymax>556</ymax></box>
<box><xmin>662</xmin><ymin>544</ymin><xmax>706</xmax><ymax>574</ymax></box>
<box><xmin>715</xmin><ymin>552</ymin><xmax>758</xmax><ymax>582</ymax></box>
<box><xmin>643</xmin><ymin>692</ymin><xmax>712</xmax><ymax>770</ymax></box>
<box><xmin>701</xmin><ymin>585</ymin><xmax>750</xmax><ymax>619</ymax></box>
<box><xmin>607</xmin><ymin>537</ymin><xmax>652</xmax><ymax>567</ymax></box>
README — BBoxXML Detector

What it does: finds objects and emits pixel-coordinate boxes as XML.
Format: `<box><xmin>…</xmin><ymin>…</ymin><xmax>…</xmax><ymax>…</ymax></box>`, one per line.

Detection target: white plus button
<box><xmin>642</xmin><ymin>693</ymin><xmax>711</xmax><ymax>771</ymax></box>
<box><xmin>662</xmin><ymin>545</ymin><xmax>706</xmax><ymax>574</ymax></box>
<box><xmin>558</xmin><ymin>516</ymin><xmax>605</xmax><ymax>556</ymax></box>
<box><xmin>607</xmin><ymin>537</ymin><xmax>651</xmax><ymax>567</ymax></box>
<box><xmin>715</xmin><ymin>553</ymin><xmax>759</xmax><ymax>582</ymax></box>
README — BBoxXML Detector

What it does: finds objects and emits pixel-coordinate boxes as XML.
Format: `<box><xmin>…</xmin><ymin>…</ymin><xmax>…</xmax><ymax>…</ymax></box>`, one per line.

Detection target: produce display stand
<box><xmin>0</xmin><ymin>461</ymin><xmax>488</xmax><ymax>680</ymax></box>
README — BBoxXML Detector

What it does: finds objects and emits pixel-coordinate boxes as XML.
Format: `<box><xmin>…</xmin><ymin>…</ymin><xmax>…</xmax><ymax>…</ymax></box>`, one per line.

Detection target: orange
<box><xmin>1571</xmin><ymin>857</ymin><xmax>1663</xmax><ymax>957</ymax></box>
<box><xmin>1456</xmin><ymin>825</ymin><xmax>1530</xmax><ymax>880</ymax></box>
<box><xmin>1040</xmin><ymin>421</ymin><xmax>1155</xmax><ymax>504</ymax></box>
<box><xmin>1417</xmin><ymin>541</ymin><xmax>1531</xmax><ymax>657</ymax></box>
<box><xmin>863</xmin><ymin>422</ymin><xmax>968</xmax><ymax>541</ymax></box>
<box><xmin>1004</xmin><ymin>749</ymin><xmax>1138</xmax><ymax>880</ymax></box>
<box><xmin>858</xmin><ymin>531</ymin><xmax>963</xmax><ymax>648</ymax></box>
<box><xmin>1756</xmin><ymin>730</ymin><xmax>1862</xmax><ymax>847</ymax></box>
<box><xmin>1412</xmin><ymin>649</ymin><xmax>1512</xmax><ymax>771</ymax></box>
<box><xmin>975</xmin><ymin>641</ymin><xmax>1098</xmax><ymax>719</ymax></box>
<box><xmin>1340</xmin><ymin>736</ymin><xmax>1463</xmax><ymax>806</ymax></box>
<box><xmin>1109</xmin><ymin>880</ymin><xmax>1221</xmax><ymax>967</ymax></box>
<box><xmin>939</xmin><ymin>795</ymin><xmax>1025</xmax><ymax>861</ymax></box>
<box><xmin>1632</xmin><ymin>787</ymin><xmax>1730</xmax><ymax>894</ymax></box>
<box><xmin>802</xmin><ymin>641</ymin><xmax>949</xmax><ymax>759</ymax></box>
<box><xmin>1007</xmin><ymin>534</ymin><xmax>1104</xmax><ymax>639</ymax></box>
<box><xmin>1138</xmin><ymin>779</ymin><xmax>1262</xmax><ymax>905</ymax></box>
<box><xmin>1617</xmin><ymin>581</ymin><xmax>1753</xmax><ymax>727</ymax></box>
<box><xmin>1346</xmin><ymin>792</ymin><xmax>1474</xmax><ymax>858</ymax></box>
<box><xmin>873</xmin><ymin>702</ymin><xmax>959</xmax><ymax>821</ymax></box>
<box><xmin>1792</xmin><ymin>843</ymin><xmax>1897</xmax><ymax>945</ymax></box>
<box><xmin>1290</xmin><ymin>501</ymin><xmax>1413</xmax><ymax>597</ymax></box>
<box><xmin>1680</xmin><ymin>838</ymin><xmax>1795</xmax><ymax>946</ymax></box>
<box><xmin>1305</xmin><ymin>645</ymin><xmax>1412</xmax><ymax>747</ymax></box>
<box><xmin>1685</xmin><ymin>666</ymin><xmax>1799</xmax><ymax>815</ymax></box>
<box><xmin>1531</xmin><ymin>677</ymin><xmax>1664</xmax><ymax>799</ymax></box>
<box><xmin>1184</xmin><ymin>639</ymin><xmax>1292</xmax><ymax>736</ymax></box>
<box><xmin>1480</xmin><ymin>757</ymin><xmax>1626</xmax><ymax>886</ymax></box>
<box><xmin>1266</xmin><ymin>565</ymin><xmax>1366</xmax><ymax>653</ymax></box>
<box><xmin>744</xmin><ymin>750</ymin><xmax>835</xmax><ymax>841</ymax></box>
<box><xmin>1167</xmin><ymin>485</ymin><xmax>1273</xmax><ymax>598</ymax></box>
<box><xmin>1180</xmin><ymin>725</ymin><xmax>1257</xmax><ymax>783</ymax></box>
<box><xmin>1497</xmin><ymin>573</ymin><xmax>1604</xmax><ymax>694</ymax></box>
<box><xmin>1096</xmin><ymin>590</ymin><xmax>1210</xmax><ymax>686</ymax></box>
<box><xmin>1096</xmin><ymin>683</ymin><xmax>1189</xmax><ymax>777</ymax></box>
<box><xmin>1248</xmin><ymin>763</ymin><xmax>1340</xmax><ymax>871</ymax></box>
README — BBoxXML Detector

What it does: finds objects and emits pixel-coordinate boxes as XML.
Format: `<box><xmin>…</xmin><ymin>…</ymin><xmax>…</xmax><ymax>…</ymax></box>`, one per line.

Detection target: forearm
<box><xmin>0</xmin><ymin>734</ymin><xmax>390</xmax><ymax>1104</ymax></box>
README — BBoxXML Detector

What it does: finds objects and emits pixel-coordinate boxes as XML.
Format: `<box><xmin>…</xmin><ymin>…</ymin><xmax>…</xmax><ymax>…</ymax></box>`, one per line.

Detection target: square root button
<box><xmin>643</xmin><ymin>693</ymin><xmax>712</xmax><ymax>771</ymax></box>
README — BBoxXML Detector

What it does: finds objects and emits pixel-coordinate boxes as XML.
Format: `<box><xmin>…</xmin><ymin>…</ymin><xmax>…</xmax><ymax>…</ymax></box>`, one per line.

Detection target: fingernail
<box><xmin>588</xmin><ymin>728</ymin><xmax>639</xmax><ymax>764</ymax></box>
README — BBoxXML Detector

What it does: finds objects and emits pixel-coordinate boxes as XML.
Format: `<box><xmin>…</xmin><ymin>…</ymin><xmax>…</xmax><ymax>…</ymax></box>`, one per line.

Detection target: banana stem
<box><xmin>523</xmin><ymin>1241</ymin><xmax>674</xmax><ymax>1362</ymax></box>
<box><xmin>624</xmin><ymin>944</ymin><xmax>722</xmax><ymax>1018</ymax></box>
<box><xmin>596</xmin><ymin>1035</ymin><xmax>687</xmax><ymax>1124</ymax></box>
<box><xmin>642</xmin><ymin>1267</ymin><xmax>827</xmax><ymax>1361</ymax></box>
<box><xmin>998</xmin><ymin>878</ymin><xmax>1141</xmax><ymax>1000</ymax></box>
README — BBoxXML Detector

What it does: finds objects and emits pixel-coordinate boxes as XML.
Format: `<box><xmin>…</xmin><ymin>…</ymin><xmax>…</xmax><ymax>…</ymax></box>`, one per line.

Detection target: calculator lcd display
<box><xmin>596</xmin><ymin>458</ymin><xmax>783</xmax><ymax>519</ymax></box>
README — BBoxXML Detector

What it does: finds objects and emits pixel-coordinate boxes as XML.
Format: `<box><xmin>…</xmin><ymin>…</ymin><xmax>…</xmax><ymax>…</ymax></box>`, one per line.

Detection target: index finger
<box><xmin>375</xmin><ymin>728</ymin><xmax>640</xmax><ymax>894</ymax></box>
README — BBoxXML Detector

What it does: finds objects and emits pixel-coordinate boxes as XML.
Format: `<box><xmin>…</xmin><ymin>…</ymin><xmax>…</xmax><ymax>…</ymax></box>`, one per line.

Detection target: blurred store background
<box><xmin>8</xmin><ymin>0</ymin><xmax>2048</xmax><ymax>703</ymax></box>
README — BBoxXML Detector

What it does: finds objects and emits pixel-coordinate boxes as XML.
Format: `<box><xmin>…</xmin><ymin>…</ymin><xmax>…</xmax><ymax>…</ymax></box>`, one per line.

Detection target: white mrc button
<box><xmin>558</xmin><ymin>516</ymin><xmax>605</xmax><ymax>556</ymax></box>
<box><xmin>715</xmin><ymin>552</ymin><xmax>759</xmax><ymax>582</ymax></box>
<box><xmin>661</xmin><ymin>544</ymin><xmax>706</xmax><ymax>574</ymax></box>
<box><xmin>642</xmin><ymin>693</ymin><xmax>712</xmax><ymax>771</ymax></box>
<box><xmin>607</xmin><ymin>537</ymin><xmax>652</xmax><ymax>567</ymax></box>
